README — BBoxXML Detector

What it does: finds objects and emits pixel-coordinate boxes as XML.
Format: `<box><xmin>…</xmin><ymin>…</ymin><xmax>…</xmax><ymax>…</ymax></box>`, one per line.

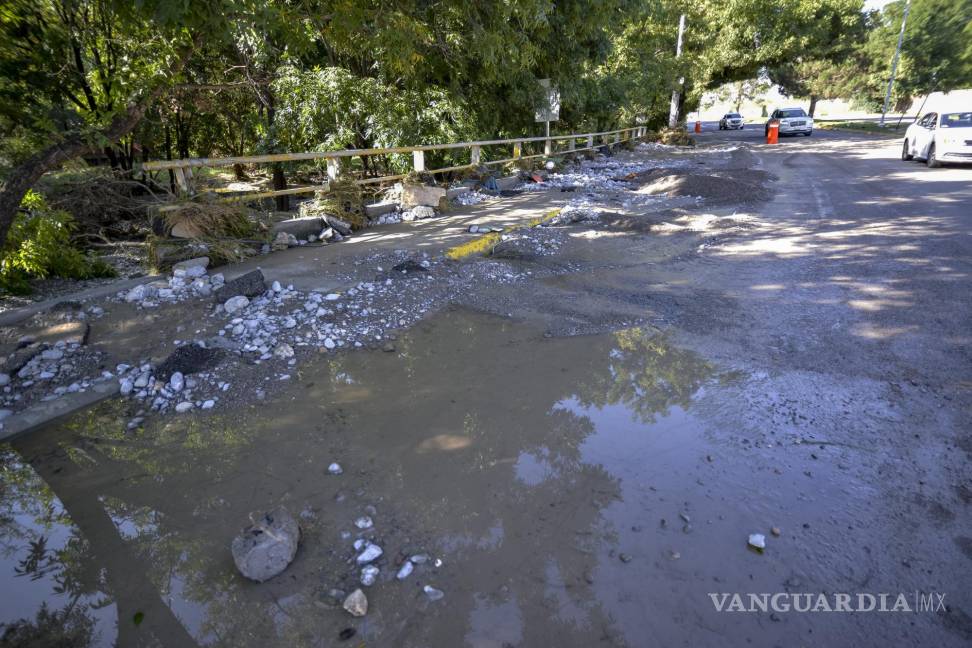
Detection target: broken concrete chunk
<box><xmin>748</xmin><ymin>533</ymin><xmax>766</xmax><ymax>552</ymax></box>
<box><xmin>125</xmin><ymin>284</ymin><xmax>157</xmax><ymax>303</ymax></box>
<box><xmin>156</xmin><ymin>344</ymin><xmax>225</xmax><ymax>377</ymax></box>
<box><xmin>324</xmin><ymin>215</ymin><xmax>352</xmax><ymax>236</ymax></box>
<box><xmin>213</xmin><ymin>269</ymin><xmax>266</xmax><ymax>303</ymax></box>
<box><xmin>231</xmin><ymin>507</ymin><xmax>301</xmax><ymax>582</ymax></box>
<box><xmin>343</xmin><ymin>589</ymin><xmax>368</xmax><ymax>617</ymax></box>
<box><xmin>402</xmin><ymin>184</ymin><xmax>447</xmax><ymax>208</ymax></box>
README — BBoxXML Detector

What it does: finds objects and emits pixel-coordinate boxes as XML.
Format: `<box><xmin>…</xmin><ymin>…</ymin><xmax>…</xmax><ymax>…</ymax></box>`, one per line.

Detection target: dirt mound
<box><xmin>637</xmin><ymin>169</ymin><xmax>773</xmax><ymax>204</ymax></box>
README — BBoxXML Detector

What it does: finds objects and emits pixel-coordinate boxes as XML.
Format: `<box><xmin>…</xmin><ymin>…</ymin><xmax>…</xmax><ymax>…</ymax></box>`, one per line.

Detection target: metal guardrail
<box><xmin>141</xmin><ymin>127</ymin><xmax>648</xmax><ymax>211</ymax></box>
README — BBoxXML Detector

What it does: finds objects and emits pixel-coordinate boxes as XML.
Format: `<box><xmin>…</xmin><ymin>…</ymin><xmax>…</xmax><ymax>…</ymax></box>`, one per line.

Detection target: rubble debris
<box><xmin>156</xmin><ymin>344</ymin><xmax>225</xmax><ymax>378</ymax></box>
<box><xmin>213</xmin><ymin>269</ymin><xmax>267</xmax><ymax>303</ymax></box>
<box><xmin>360</xmin><ymin>565</ymin><xmax>379</xmax><ymax>586</ymax></box>
<box><xmin>343</xmin><ymin>589</ymin><xmax>368</xmax><ymax>617</ymax></box>
<box><xmin>231</xmin><ymin>507</ymin><xmax>301</xmax><ymax>582</ymax></box>
<box><xmin>748</xmin><ymin>533</ymin><xmax>766</xmax><ymax>552</ymax></box>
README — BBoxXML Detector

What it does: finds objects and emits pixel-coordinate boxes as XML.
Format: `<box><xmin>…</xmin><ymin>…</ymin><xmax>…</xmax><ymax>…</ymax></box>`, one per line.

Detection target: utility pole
<box><xmin>668</xmin><ymin>14</ymin><xmax>686</xmax><ymax>129</ymax></box>
<box><xmin>880</xmin><ymin>0</ymin><xmax>911</xmax><ymax>127</ymax></box>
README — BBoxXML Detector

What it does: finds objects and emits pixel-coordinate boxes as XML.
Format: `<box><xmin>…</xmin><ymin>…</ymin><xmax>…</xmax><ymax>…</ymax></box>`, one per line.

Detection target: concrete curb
<box><xmin>0</xmin><ymin>276</ymin><xmax>157</xmax><ymax>328</ymax></box>
<box><xmin>0</xmin><ymin>379</ymin><xmax>118</xmax><ymax>443</ymax></box>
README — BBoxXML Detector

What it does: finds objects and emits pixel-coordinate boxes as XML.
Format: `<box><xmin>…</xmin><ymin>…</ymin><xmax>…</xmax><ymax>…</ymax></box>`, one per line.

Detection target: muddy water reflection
<box><xmin>1</xmin><ymin>308</ymin><xmax>718</xmax><ymax>647</ymax></box>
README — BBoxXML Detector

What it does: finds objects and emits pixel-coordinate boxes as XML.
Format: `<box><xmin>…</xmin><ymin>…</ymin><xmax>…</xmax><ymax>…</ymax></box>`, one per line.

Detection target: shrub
<box><xmin>0</xmin><ymin>191</ymin><xmax>115</xmax><ymax>295</ymax></box>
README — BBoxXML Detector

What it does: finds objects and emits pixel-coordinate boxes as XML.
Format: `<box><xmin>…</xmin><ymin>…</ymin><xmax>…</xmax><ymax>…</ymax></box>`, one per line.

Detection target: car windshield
<box><xmin>779</xmin><ymin>109</ymin><xmax>807</xmax><ymax>118</ymax></box>
<box><xmin>940</xmin><ymin>112</ymin><xmax>972</xmax><ymax>128</ymax></box>
<box><xmin>727</xmin><ymin>113</ymin><xmax>741</xmax><ymax>118</ymax></box>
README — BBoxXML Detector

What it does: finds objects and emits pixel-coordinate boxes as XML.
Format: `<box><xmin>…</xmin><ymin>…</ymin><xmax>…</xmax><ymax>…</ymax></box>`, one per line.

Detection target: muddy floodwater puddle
<box><xmin>1</xmin><ymin>307</ymin><xmax>808</xmax><ymax>647</ymax></box>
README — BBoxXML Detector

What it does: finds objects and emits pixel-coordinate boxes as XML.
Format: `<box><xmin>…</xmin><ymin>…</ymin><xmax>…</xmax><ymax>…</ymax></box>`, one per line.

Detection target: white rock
<box><xmin>169</xmin><ymin>371</ymin><xmax>185</xmax><ymax>392</ymax></box>
<box><xmin>271</xmin><ymin>280</ymin><xmax>282</xmax><ymax>292</ymax></box>
<box><xmin>325</xmin><ymin>293</ymin><xmax>340</xmax><ymax>301</ymax></box>
<box><xmin>224</xmin><ymin>295</ymin><xmax>250</xmax><ymax>314</ymax></box>
<box><xmin>324</xmin><ymin>338</ymin><xmax>336</xmax><ymax>350</ymax></box>
<box><xmin>273</xmin><ymin>343</ymin><xmax>295</xmax><ymax>359</ymax></box>
<box><xmin>231</xmin><ymin>507</ymin><xmax>300</xmax><ymax>582</ymax></box>
<box><xmin>423</xmin><ymin>585</ymin><xmax>444</xmax><ymax>601</ymax></box>
<box><xmin>354</xmin><ymin>516</ymin><xmax>373</xmax><ymax>530</ymax></box>
<box><xmin>119</xmin><ymin>378</ymin><xmax>134</xmax><ymax>395</ymax></box>
<box><xmin>41</xmin><ymin>349</ymin><xmax>64</xmax><ymax>361</ymax></box>
<box><xmin>356</xmin><ymin>543</ymin><xmax>383</xmax><ymax>564</ymax></box>
<box><xmin>748</xmin><ymin>533</ymin><xmax>766</xmax><ymax>551</ymax></box>
<box><xmin>360</xmin><ymin>565</ymin><xmax>379</xmax><ymax>586</ymax></box>
<box><xmin>328</xmin><ymin>462</ymin><xmax>343</xmax><ymax>475</ymax></box>
<box><xmin>125</xmin><ymin>284</ymin><xmax>156</xmax><ymax>303</ymax></box>
<box><xmin>410</xmin><ymin>553</ymin><xmax>430</xmax><ymax>564</ymax></box>
<box><xmin>175</xmin><ymin>401</ymin><xmax>194</xmax><ymax>413</ymax></box>
<box><xmin>396</xmin><ymin>560</ymin><xmax>414</xmax><ymax>580</ymax></box>
<box><xmin>0</xmin><ymin>373</ymin><xmax>11</xmax><ymax>387</ymax></box>
<box><xmin>202</xmin><ymin>399</ymin><xmax>215</xmax><ymax>409</ymax></box>
<box><xmin>343</xmin><ymin>589</ymin><xmax>368</xmax><ymax>617</ymax></box>
<box><xmin>172</xmin><ymin>256</ymin><xmax>210</xmax><ymax>273</ymax></box>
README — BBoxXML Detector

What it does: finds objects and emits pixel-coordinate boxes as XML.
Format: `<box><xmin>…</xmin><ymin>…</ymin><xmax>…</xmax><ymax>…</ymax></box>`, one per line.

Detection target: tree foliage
<box><xmin>2</xmin><ymin>0</ymin><xmax>962</xmax><ymax>255</ymax></box>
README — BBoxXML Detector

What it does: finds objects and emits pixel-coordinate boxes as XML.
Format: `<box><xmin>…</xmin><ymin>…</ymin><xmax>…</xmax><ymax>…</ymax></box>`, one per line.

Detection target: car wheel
<box><xmin>803</xmin><ymin>131</ymin><xmax>812</xmax><ymax>137</ymax></box>
<box><xmin>926</xmin><ymin>143</ymin><xmax>941</xmax><ymax>168</ymax></box>
<box><xmin>901</xmin><ymin>140</ymin><xmax>913</xmax><ymax>161</ymax></box>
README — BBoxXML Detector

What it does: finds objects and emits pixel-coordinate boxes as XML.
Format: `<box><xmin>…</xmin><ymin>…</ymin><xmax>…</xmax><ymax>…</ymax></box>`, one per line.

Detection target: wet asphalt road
<box><xmin>1</xmin><ymin>128</ymin><xmax>971</xmax><ymax>647</ymax></box>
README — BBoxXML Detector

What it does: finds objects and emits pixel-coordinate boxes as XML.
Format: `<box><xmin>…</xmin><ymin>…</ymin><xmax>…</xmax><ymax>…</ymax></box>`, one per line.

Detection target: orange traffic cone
<box><xmin>766</xmin><ymin>120</ymin><xmax>779</xmax><ymax>144</ymax></box>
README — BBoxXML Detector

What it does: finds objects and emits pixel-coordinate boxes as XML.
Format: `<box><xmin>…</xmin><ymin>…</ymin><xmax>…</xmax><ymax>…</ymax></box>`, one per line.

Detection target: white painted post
<box><xmin>568</xmin><ymin>138</ymin><xmax>576</xmax><ymax>151</ymax></box>
<box><xmin>326</xmin><ymin>158</ymin><xmax>340</xmax><ymax>179</ymax></box>
<box><xmin>586</xmin><ymin>135</ymin><xmax>594</xmax><ymax>149</ymax></box>
<box><xmin>544</xmin><ymin>121</ymin><xmax>552</xmax><ymax>156</ymax></box>
<box><xmin>614</xmin><ymin>132</ymin><xmax>621</xmax><ymax>144</ymax></box>
<box><xmin>471</xmin><ymin>145</ymin><xmax>481</xmax><ymax>165</ymax></box>
<box><xmin>412</xmin><ymin>150</ymin><xmax>425</xmax><ymax>172</ymax></box>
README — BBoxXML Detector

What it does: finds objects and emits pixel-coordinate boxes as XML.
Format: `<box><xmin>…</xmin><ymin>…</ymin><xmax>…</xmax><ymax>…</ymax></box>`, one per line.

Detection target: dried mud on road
<box><xmin>2</xmin><ymin>139</ymin><xmax>971</xmax><ymax>647</ymax></box>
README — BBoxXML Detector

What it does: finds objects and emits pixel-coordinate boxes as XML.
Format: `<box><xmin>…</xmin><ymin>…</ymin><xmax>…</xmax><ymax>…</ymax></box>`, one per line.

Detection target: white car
<box><xmin>765</xmin><ymin>108</ymin><xmax>813</xmax><ymax>136</ymax></box>
<box><xmin>719</xmin><ymin>113</ymin><xmax>744</xmax><ymax>130</ymax></box>
<box><xmin>902</xmin><ymin>110</ymin><xmax>972</xmax><ymax>167</ymax></box>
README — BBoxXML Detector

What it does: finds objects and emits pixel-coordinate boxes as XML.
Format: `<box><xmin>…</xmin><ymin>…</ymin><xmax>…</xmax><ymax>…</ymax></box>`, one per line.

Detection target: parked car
<box><xmin>765</xmin><ymin>108</ymin><xmax>813</xmax><ymax>137</ymax></box>
<box><xmin>719</xmin><ymin>113</ymin><xmax>744</xmax><ymax>130</ymax></box>
<box><xmin>902</xmin><ymin>110</ymin><xmax>972</xmax><ymax>168</ymax></box>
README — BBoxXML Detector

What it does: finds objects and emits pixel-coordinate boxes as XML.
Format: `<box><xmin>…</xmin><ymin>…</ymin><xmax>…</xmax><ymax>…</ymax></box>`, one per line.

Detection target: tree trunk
<box><xmin>0</xmin><ymin>40</ymin><xmax>195</xmax><ymax>248</ymax></box>
<box><xmin>272</xmin><ymin>165</ymin><xmax>289</xmax><ymax>211</ymax></box>
<box><xmin>232</xmin><ymin>163</ymin><xmax>249</xmax><ymax>181</ymax></box>
<box><xmin>808</xmin><ymin>95</ymin><xmax>819</xmax><ymax>118</ymax></box>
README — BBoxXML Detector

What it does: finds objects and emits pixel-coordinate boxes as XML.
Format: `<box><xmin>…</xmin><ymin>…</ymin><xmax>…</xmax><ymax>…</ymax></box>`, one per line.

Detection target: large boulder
<box><xmin>231</xmin><ymin>507</ymin><xmax>301</xmax><ymax>583</ymax></box>
<box><xmin>213</xmin><ymin>269</ymin><xmax>266</xmax><ymax>303</ymax></box>
<box><xmin>401</xmin><ymin>184</ymin><xmax>447</xmax><ymax>208</ymax></box>
<box><xmin>156</xmin><ymin>344</ymin><xmax>225</xmax><ymax>378</ymax></box>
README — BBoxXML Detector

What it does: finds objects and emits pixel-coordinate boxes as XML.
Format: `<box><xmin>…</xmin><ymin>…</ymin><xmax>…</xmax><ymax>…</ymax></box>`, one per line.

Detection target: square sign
<box><xmin>535</xmin><ymin>79</ymin><xmax>560</xmax><ymax>122</ymax></box>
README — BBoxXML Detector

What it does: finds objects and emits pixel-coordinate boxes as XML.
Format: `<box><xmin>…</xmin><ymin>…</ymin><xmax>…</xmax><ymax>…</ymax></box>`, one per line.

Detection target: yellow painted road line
<box><xmin>445</xmin><ymin>208</ymin><xmax>562</xmax><ymax>260</ymax></box>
